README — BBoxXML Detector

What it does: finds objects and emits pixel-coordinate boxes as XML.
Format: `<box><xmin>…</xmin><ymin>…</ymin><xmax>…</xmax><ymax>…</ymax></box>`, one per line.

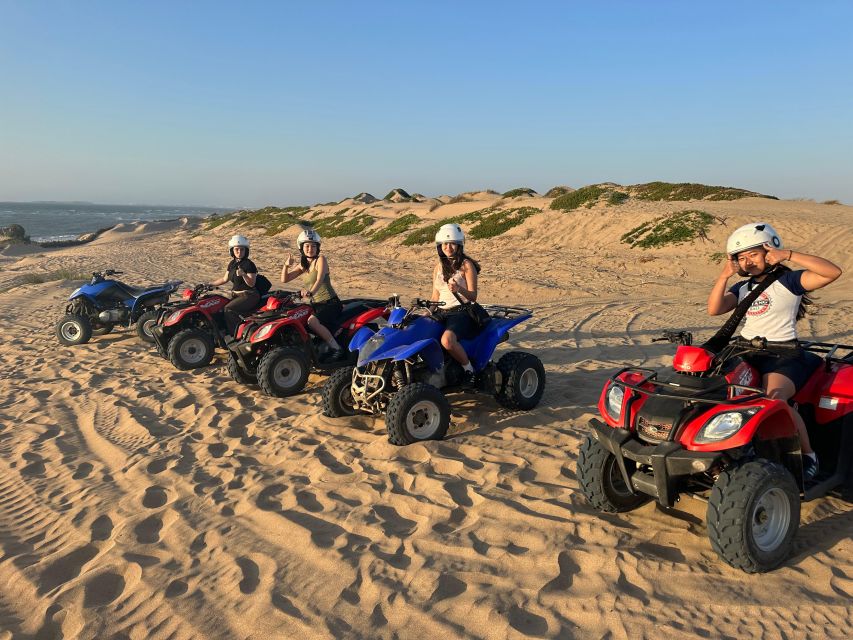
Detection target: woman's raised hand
<box><xmin>719</xmin><ymin>255</ymin><xmax>739</xmax><ymax>279</ymax></box>
<box><xmin>284</xmin><ymin>253</ymin><xmax>297</xmax><ymax>268</ymax></box>
<box><xmin>762</xmin><ymin>243</ymin><xmax>789</xmax><ymax>266</ymax></box>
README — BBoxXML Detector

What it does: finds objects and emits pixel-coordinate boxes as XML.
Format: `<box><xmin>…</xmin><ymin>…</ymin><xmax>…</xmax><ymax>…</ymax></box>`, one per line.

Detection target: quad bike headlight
<box><xmin>605</xmin><ymin>384</ymin><xmax>625</xmax><ymax>421</ymax></box>
<box><xmin>165</xmin><ymin>310</ymin><xmax>182</xmax><ymax>324</ymax></box>
<box><xmin>252</xmin><ymin>324</ymin><xmax>275</xmax><ymax>342</ymax></box>
<box><xmin>695</xmin><ymin>408</ymin><xmax>760</xmax><ymax>444</ymax></box>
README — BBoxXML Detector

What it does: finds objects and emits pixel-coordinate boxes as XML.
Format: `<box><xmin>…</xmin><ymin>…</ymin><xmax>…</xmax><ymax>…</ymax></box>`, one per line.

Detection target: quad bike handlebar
<box><xmin>728</xmin><ymin>336</ymin><xmax>802</xmax><ymax>355</ymax></box>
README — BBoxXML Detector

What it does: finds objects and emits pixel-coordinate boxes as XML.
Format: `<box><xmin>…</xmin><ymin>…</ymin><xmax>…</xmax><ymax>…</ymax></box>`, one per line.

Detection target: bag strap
<box><xmin>703</xmin><ymin>267</ymin><xmax>785</xmax><ymax>353</ymax></box>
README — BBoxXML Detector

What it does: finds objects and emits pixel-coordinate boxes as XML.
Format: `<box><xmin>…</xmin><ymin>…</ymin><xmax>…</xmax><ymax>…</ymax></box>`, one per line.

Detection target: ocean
<box><xmin>0</xmin><ymin>202</ymin><xmax>232</xmax><ymax>243</ymax></box>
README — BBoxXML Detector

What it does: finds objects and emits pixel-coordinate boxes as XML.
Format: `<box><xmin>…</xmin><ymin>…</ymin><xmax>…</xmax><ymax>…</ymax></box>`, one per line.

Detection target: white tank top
<box><xmin>434</xmin><ymin>265</ymin><xmax>469</xmax><ymax>308</ymax></box>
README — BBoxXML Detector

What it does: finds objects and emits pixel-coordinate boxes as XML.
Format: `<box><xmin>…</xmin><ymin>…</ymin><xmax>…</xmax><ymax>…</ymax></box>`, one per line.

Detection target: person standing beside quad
<box><xmin>431</xmin><ymin>223</ymin><xmax>482</xmax><ymax>384</ymax></box>
<box><xmin>209</xmin><ymin>235</ymin><xmax>262</xmax><ymax>335</ymax></box>
<box><xmin>707</xmin><ymin>222</ymin><xmax>842</xmax><ymax>480</ymax></box>
<box><xmin>280</xmin><ymin>229</ymin><xmax>346</xmax><ymax>360</ymax></box>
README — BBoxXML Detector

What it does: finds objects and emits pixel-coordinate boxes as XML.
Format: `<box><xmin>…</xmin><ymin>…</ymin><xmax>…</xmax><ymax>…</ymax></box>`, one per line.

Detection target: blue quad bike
<box><xmin>321</xmin><ymin>298</ymin><xmax>545</xmax><ymax>445</ymax></box>
<box><xmin>55</xmin><ymin>269</ymin><xmax>182</xmax><ymax>346</ymax></box>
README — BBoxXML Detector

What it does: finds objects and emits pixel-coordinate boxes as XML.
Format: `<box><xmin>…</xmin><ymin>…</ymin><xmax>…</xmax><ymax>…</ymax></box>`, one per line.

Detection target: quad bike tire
<box><xmin>707</xmin><ymin>459</ymin><xmax>800</xmax><ymax>573</ymax></box>
<box><xmin>257</xmin><ymin>346</ymin><xmax>310</xmax><ymax>397</ymax></box>
<box><xmin>168</xmin><ymin>328</ymin><xmax>215</xmax><ymax>370</ymax></box>
<box><xmin>322</xmin><ymin>366</ymin><xmax>357</xmax><ymax>418</ymax></box>
<box><xmin>577</xmin><ymin>434</ymin><xmax>650</xmax><ymax>512</ymax></box>
<box><xmin>495</xmin><ymin>351</ymin><xmax>546</xmax><ymax>410</ymax></box>
<box><xmin>91</xmin><ymin>322</ymin><xmax>115</xmax><ymax>336</ymax></box>
<box><xmin>56</xmin><ymin>314</ymin><xmax>93</xmax><ymax>346</ymax></box>
<box><xmin>386</xmin><ymin>382</ymin><xmax>451</xmax><ymax>446</ymax></box>
<box><xmin>227</xmin><ymin>352</ymin><xmax>257</xmax><ymax>385</ymax></box>
<box><xmin>136</xmin><ymin>309</ymin><xmax>160</xmax><ymax>343</ymax></box>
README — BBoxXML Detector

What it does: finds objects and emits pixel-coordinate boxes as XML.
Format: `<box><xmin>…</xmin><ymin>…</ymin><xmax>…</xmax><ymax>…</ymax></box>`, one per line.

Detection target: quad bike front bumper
<box><xmin>588</xmin><ymin>418</ymin><xmax>721</xmax><ymax>507</ymax></box>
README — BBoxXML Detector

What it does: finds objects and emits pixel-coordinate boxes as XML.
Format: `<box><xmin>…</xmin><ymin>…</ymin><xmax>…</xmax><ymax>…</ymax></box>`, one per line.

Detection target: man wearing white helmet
<box><xmin>209</xmin><ymin>235</ymin><xmax>262</xmax><ymax>335</ymax></box>
<box><xmin>281</xmin><ymin>228</ymin><xmax>345</xmax><ymax>359</ymax></box>
<box><xmin>707</xmin><ymin>222</ymin><xmax>842</xmax><ymax>479</ymax></box>
<box><xmin>430</xmin><ymin>223</ymin><xmax>482</xmax><ymax>382</ymax></box>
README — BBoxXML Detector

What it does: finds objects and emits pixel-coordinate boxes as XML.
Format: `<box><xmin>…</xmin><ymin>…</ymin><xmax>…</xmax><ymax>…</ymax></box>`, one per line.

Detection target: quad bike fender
<box><xmin>163</xmin><ymin>309</ymin><xmax>214</xmax><ymax>329</ymax></box>
<box><xmin>249</xmin><ymin>317</ymin><xmax>310</xmax><ymax>344</ymax></box>
<box><xmin>348</xmin><ymin>325</ymin><xmax>375</xmax><ymax>352</ymax></box>
<box><xmin>462</xmin><ymin>314</ymin><xmax>530</xmax><ymax>371</ymax></box>
<box><xmin>677</xmin><ymin>398</ymin><xmax>796</xmax><ymax>452</ymax></box>
<box><xmin>347</xmin><ymin>306</ymin><xmax>390</xmax><ymax>332</ymax></box>
<box><xmin>362</xmin><ymin>338</ymin><xmax>443</xmax><ymax>371</ymax></box>
<box><xmin>130</xmin><ymin>290</ymin><xmax>170</xmax><ymax>314</ymax></box>
<box><xmin>795</xmin><ymin>361</ymin><xmax>853</xmax><ymax>424</ymax></box>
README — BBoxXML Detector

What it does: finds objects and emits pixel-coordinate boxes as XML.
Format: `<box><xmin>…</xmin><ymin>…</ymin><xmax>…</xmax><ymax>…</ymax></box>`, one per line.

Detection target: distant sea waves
<box><xmin>0</xmin><ymin>202</ymin><xmax>230</xmax><ymax>243</ymax></box>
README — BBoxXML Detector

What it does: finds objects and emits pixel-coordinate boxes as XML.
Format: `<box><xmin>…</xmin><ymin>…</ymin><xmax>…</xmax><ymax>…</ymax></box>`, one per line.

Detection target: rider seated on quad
<box><xmin>707</xmin><ymin>222</ymin><xmax>842</xmax><ymax>480</ymax></box>
<box><xmin>280</xmin><ymin>229</ymin><xmax>345</xmax><ymax>360</ymax></box>
<box><xmin>208</xmin><ymin>235</ymin><xmax>263</xmax><ymax>336</ymax></box>
<box><xmin>431</xmin><ymin>223</ymin><xmax>482</xmax><ymax>384</ymax></box>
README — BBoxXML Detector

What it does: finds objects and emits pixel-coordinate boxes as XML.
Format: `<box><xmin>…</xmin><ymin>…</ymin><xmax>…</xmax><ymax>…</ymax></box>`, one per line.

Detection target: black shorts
<box><xmin>313</xmin><ymin>298</ymin><xmax>342</xmax><ymax>329</ymax></box>
<box><xmin>743</xmin><ymin>348</ymin><xmax>822</xmax><ymax>391</ymax></box>
<box><xmin>443</xmin><ymin>307</ymin><xmax>478</xmax><ymax>341</ymax></box>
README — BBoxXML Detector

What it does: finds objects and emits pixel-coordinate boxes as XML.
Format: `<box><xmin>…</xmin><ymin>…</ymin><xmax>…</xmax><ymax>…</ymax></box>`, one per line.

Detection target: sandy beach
<box><xmin>1</xmin><ymin>192</ymin><xmax>851</xmax><ymax>639</ymax></box>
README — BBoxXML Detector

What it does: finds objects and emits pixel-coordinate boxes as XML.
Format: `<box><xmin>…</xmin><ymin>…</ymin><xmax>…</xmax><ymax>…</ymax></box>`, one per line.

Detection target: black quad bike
<box><xmin>579</xmin><ymin>331</ymin><xmax>853</xmax><ymax>572</ymax></box>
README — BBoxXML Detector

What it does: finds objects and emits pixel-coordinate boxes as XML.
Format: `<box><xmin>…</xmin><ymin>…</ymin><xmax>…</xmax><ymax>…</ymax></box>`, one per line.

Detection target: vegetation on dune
<box><xmin>501</xmin><ymin>187</ymin><xmax>537</xmax><ymax>198</ymax></box>
<box><xmin>204</xmin><ymin>206</ymin><xmax>311</xmax><ymax>236</ymax></box>
<box><xmin>607</xmin><ymin>190</ymin><xmax>630</xmax><ymax>205</ymax></box>
<box><xmin>402</xmin><ymin>206</ymin><xmax>540</xmax><ymax>245</ymax></box>
<box><xmin>384</xmin><ymin>188</ymin><xmax>412</xmax><ymax>201</ymax></box>
<box><xmin>369</xmin><ymin>214</ymin><xmax>421</xmax><ymax>243</ymax></box>
<box><xmin>550</xmin><ymin>185</ymin><xmax>610</xmax><ymax>211</ymax></box>
<box><xmin>544</xmin><ymin>186</ymin><xmax>572</xmax><ymax>198</ymax></box>
<box><xmin>4</xmin><ymin>268</ymin><xmax>90</xmax><ymax>291</ymax></box>
<box><xmin>310</xmin><ymin>208</ymin><xmax>375</xmax><ymax>238</ymax></box>
<box><xmin>621</xmin><ymin>210</ymin><xmax>717</xmax><ymax>249</ymax></box>
<box><xmin>631</xmin><ymin>182</ymin><xmax>775</xmax><ymax>201</ymax></box>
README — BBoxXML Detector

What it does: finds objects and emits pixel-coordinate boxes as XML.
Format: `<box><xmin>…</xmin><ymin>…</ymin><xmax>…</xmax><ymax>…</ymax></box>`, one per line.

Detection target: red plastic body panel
<box><xmin>347</xmin><ymin>306</ymin><xmax>390</xmax><ymax>332</ymax></box>
<box><xmin>597</xmin><ymin>371</ymin><xmax>654</xmax><ymax>428</ymax></box>
<box><xmin>677</xmin><ymin>398</ymin><xmax>796</xmax><ymax>452</ymax></box>
<box><xmin>164</xmin><ymin>294</ymin><xmax>229</xmax><ymax>326</ymax></box>
<box><xmin>673</xmin><ymin>346</ymin><xmax>715</xmax><ymax>373</ymax></box>
<box><xmin>723</xmin><ymin>360</ymin><xmax>761</xmax><ymax>390</ymax></box>
<box><xmin>794</xmin><ymin>361</ymin><xmax>853</xmax><ymax>423</ymax></box>
<box><xmin>249</xmin><ymin>305</ymin><xmax>313</xmax><ymax>343</ymax></box>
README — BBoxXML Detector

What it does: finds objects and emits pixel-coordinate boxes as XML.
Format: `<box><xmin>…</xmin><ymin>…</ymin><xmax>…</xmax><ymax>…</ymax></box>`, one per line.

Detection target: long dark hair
<box><xmin>439</xmin><ymin>245</ymin><xmax>481</xmax><ymax>282</ymax></box>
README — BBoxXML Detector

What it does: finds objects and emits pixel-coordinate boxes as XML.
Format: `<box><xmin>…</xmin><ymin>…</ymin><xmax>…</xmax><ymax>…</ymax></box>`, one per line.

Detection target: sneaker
<box><xmin>461</xmin><ymin>369</ymin><xmax>477</xmax><ymax>387</ymax></box>
<box><xmin>803</xmin><ymin>454</ymin><xmax>819</xmax><ymax>482</ymax></box>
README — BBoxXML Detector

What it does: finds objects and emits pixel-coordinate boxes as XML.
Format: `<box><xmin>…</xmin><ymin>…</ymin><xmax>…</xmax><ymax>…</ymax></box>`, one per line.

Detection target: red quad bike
<box><xmin>226</xmin><ymin>293</ymin><xmax>392</xmax><ymax>397</ymax></box>
<box><xmin>150</xmin><ymin>284</ymin><xmax>284</xmax><ymax>370</ymax></box>
<box><xmin>579</xmin><ymin>331</ymin><xmax>853</xmax><ymax>573</ymax></box>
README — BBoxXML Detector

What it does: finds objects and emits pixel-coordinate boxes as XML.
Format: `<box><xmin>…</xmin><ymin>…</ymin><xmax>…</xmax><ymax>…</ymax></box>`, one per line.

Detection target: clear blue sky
<box><xmin>2</xmin><ymin>1</ymin><xmax>851</xmax><ymax>207</ymax></box>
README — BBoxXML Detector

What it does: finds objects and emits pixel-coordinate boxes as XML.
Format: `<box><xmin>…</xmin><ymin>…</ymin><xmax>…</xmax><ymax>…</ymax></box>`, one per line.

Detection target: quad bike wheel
<box><xmin>707</xmin><ymin>459</ymin><xmax>800</xmax><ymax>573</ymax></box>
<box><xmin>322</xmin><ymin>366</ymin><xmax>357</xmax><ymax>417</ymax></box>
<box><xmin>168</xmin><ymin>328</ymin><xmax>215</xmax><ymax>370</ymax></box>
<box><xmin>91</xmin><ymin>322</ymin><xmax>115</xmax><ymax>336</ymax></box>
<box><xmin>495</xmin><ymin>351</ymin><xmax>546</xmax><ymax>410</ymax></box>
<box><xmin>136</xmin><ymin>309</ymin><xmax>160</xmax><ymax>343</ymax></box>
<box><xmin>257</xmin><ymin>346</ymin><xmax>310</xmax><ymax>397</ymax></box>
<box><xmin>227</xmin><ymin>352</ymin><xmax>257</xmax><ymax>385</ymax></box>
<box><xmin>56</xmin><ymin>314</ymin><xmax>93</xmax><ymax>346</ymax></box>
<box><xmin>386</xmin><ymin>382</ymin><xmax>450</xmax><ymax>446</ymax></box>
<box><xmin>577</xmin><ymin>434</ymin><xmax>650</xmax><ymax>512</ymax></box>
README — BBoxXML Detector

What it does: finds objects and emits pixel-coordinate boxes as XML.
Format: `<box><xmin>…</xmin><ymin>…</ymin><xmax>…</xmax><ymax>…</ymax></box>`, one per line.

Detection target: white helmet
<box><xmin>726</xmin><ymin>222</ymin><xmax>783</xmax><ymax>256</ymax></box>
<box><xmin>228</xmin><ymin>234</ymin><xmax>250</xmax><ymax>249</ymax></box>
<box><xmin>297</xmin><ymin>229</ymin><xmax>321</xmax><ymax>249</ymax></box>
<box><xmin>435</xmin><ymin>223</ymin><xmax>465</xmax><ymax>245</ymax></box>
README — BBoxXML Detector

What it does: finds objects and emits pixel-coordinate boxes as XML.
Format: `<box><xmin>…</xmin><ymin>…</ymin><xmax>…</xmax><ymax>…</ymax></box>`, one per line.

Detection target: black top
<box><xmin>227</xmin><ymin>258</ymin><xmax>258</xmax><ymax>292</ymax></box>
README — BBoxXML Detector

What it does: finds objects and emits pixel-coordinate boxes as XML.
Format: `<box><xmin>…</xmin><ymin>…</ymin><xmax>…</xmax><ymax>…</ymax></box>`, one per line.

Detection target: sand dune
<box><xmin>0</xmin><ymin>194</ymin><xmax>851</xmax><ymax>638</ymax></box>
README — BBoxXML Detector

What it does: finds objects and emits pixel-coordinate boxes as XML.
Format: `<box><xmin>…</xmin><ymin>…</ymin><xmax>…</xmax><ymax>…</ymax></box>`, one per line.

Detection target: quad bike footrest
<box><xmin>589</xmin><ymin>418</ymin><xmax>720</xmax><ymax>507</ymax></box>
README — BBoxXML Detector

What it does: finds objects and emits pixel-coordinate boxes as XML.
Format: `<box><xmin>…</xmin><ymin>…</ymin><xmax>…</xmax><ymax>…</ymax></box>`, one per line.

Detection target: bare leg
<box><xmin>307</xmin><ymin>315</ymin><xmax>337</xmax><ymax>346</ymax></box>
<box><xmin>441</xmin><ymin>330</ymin><xmax>470</xmax><ymax>366</ymax></box>
<box><xmin>764</xmin><ymin>372</ymin><xmax>812</xmax><ymax>454</ymax></box>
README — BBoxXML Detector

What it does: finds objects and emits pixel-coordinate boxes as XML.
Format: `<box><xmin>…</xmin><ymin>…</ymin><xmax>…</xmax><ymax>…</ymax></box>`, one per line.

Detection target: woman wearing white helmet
<box><xmin>281</xmin><ymin>228</ymin><xmax>345</xmax><ymax>359</ymax></box>
<box><xmin>209</xmin><ymin>235</ymin><xmax>263</xmax><ymax>335</ymax></box>
<box><xmin>707</xmin><ymin>222</ymin><xmax>842</xmax><ymax>479</ymax></box>
<box><xmin>430</xmin><ymin>223</ymin><xmax>482</xmax><ymax>382</ymax></box>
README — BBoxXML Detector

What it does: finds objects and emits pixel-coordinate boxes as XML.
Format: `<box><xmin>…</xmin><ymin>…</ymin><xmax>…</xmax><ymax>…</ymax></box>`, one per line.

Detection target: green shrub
<box><xmin>631</xmin><ymin>182</ymin><xmax>775</xmax><ymax>201</ymax></box>
<box><xmin>310</xmin><ymin>208</ymin><xmax>375</xmax><ymax>238</ymax></box>
<box><xmin>204</xmin><ymin>206</ymin><xmax>311</xmax><ymax>236</ymax></box>
<box><xmin>550</xmin><ymin>185</ymin><xmax>608</xmax><ymax>211</ymax></box>
<box><xmin>384</xmin><ymin>188</ymin><xmax>412</xmax><ymax>201</ymax></box>
<box><xmin>402</xmin><ymin>206</ymin><xmax>539</xmax><ymax>245</ymax></box>
<box><xmin>501</xmin><ymin>187</ymin><xmax>536</xmax><ymax>198</ymax></box>
<box><xmin>822</xmin><ymin>199</ymin><xmax>841</xmax><ymax>205</ymax></box>
<box><xmin>607</xmin><ymin>191</ymin><xmax>629</xmax><ymax>205</ymax></box>
<box><xmin>369</xmin><ymin>214</ymin><xmax>421</xmax><ymax>243</ymax></box>
<box><xmin>544</xmin><ymin>186</ymin><xmax>572</xmax><ymax>198</ymax></box>
<box><xmin>621</xmin><ymin>210</ymin><xmax>717</xmax><ymax>249</ymax></box>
